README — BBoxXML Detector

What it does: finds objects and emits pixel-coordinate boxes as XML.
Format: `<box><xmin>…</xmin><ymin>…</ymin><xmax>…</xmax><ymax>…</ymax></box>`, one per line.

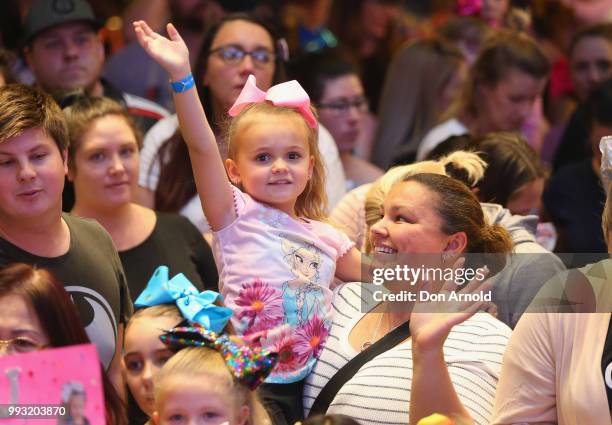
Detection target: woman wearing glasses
<box><xmin>136</xmin><ymin>13</ymin><xmax>347</xmax><ymax>232</ymax></box>
<box><xmin>0</xmin><ymin>263</ymin><xmax>126</xmax><ymax>424</ymax></box>
<box><xmin>297</xmin><ymin>52</ymin><xmax>383</xmax><ymax>191</ymax></box>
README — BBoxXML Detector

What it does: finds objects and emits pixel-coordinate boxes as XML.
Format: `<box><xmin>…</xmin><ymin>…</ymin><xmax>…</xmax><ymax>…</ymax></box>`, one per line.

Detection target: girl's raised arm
<box><xmin>133</xmin><ymin>21</ymin><xmax>236</xmax><ymax>230</ymax></box>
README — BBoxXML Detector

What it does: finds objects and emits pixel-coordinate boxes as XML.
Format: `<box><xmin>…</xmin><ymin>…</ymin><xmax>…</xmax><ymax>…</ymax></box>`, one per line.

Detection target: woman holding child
<box><xmin>304</xmin><ymin>172</ymin><xmax>514</xmax><ymax>425</ymax></box>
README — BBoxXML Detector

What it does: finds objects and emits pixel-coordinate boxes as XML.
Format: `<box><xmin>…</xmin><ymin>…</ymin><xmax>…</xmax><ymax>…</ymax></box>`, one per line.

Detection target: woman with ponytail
<box><xmin>304</xmin><ymin>155</ymin><xmax>513</xmax><ymax>425</ymax></box>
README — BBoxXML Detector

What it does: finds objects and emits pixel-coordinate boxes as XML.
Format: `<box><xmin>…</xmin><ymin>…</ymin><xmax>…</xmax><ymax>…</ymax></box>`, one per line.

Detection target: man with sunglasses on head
<box><xmin>23</xmin><ymin>0</ymin><xmax>169</xmax><ymax>133</ymax></box>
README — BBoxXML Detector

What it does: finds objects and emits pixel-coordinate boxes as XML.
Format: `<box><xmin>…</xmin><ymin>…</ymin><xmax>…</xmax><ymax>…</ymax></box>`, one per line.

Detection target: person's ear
<box><xmin>444</xmin><ymin>232</ymin><xmax>467</xmax><ymax>254</ymax></box>
<box><xmin>237</xmin><ymin>404</ymin><xmax>250</xmax><ymax>425</ymax></box>
<box><xmin>226</xmin><ymin>158</ymin><xmax>241</xmax><ymax>186</ymax></box>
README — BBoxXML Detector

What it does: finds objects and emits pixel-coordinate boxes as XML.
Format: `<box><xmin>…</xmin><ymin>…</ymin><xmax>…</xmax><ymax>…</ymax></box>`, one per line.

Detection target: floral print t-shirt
<box><xmin>212</xmin><ymin>187</ymin><xmax>354</xmax><ymax>383</ymax></box>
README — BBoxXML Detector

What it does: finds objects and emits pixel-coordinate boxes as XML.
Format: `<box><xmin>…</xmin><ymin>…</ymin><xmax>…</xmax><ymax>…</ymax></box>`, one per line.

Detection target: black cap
<box><xmin>24</xmin><ymin>0</ymin><xmax>102</xmax><ymax>44</ymax></box>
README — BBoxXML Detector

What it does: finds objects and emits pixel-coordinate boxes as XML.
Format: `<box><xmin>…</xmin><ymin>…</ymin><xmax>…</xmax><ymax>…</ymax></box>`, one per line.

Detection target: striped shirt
<box><xmin>303</xmin><ymin>283</ymin><xmax>511</xmax><ymax>425</ymax></box>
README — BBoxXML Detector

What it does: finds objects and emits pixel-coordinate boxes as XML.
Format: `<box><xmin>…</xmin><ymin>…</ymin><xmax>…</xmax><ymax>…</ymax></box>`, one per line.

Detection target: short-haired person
<box><xmin>0</xmin><ymin>84</ymin><xmax>131</xmax><ymax>386</ymax></box>
<box><xmin>22</xmin><ymin>0</ymin><xmax>169</xmax><ymax>133</ymax></box>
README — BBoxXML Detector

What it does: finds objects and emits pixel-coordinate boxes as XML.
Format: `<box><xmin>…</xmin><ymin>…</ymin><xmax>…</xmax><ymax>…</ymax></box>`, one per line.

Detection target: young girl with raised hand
<box><xmin>153</xmin><ymin>326</ymin><xmax>277</xmax><ymax>425</ymax></box>
<box><xmin>133</xmin><ymin>21</ymin><xmax>362</xmax><ymax>424</ymax></box>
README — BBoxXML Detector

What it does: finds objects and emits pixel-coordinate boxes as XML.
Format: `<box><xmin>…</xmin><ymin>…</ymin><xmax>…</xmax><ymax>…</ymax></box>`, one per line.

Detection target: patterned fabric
<box><xmin>161</xmin><ymin>325</ymin><xmax>278</xmax><ymax>390</ymax></box>
<box><xmin>304</xmin><ymin>283</ymin><xmax>511</xmax><ymax>425</ymax></box>
<box><xmin>212</xmin><ymin>186</ymin><xmax>354</xmax><ymax>383</ymax></box>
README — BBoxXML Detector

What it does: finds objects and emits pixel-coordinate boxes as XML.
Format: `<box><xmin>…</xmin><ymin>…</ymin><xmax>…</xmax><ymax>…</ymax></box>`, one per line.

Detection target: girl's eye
<box><xmin>295</xmin><ymin>254</ymin><xmax>304</xmax><ymax>263</ymax></box>
<box><xmin>255</xmin><ymin>153</ymin><xmax>270</xmax><ymax>162</ymax></box>
<box><xmin>310</xmin><ymin>262</ymin><xmax>318</xmax><ymax>269</ymax></box>
<box><xmin>203</xmin><ymin>412</ymin><xmax>219</xmax><ymax>419</ymax></box>
<box><xmin>168</xmin><ymin>413</ymin><xmax>184</xmax><ymax>424</ymax></box>
<box><xmin>395</xmin><ymin>215</ymin><xmax>410</xmax><ymax>223</ymax></box>
<box><xmin>287</xmin><ymin>152</ymin><xmax>301</xmax><ymax>160</ymax></box>
<box><xmin>0</xmin><ymin>159</ymin><xmax>14</xmax><ymax>167</ymax></box>
<box><xmin>124</xmin><ymin>357</ymin><xmax>144</xmax><ymax>373</ymax></box>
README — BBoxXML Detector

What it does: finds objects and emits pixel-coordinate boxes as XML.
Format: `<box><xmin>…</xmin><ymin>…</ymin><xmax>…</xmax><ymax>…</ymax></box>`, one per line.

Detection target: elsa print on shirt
<box><xmin>281</xmin><ymin>237</ymin><xmax>325</xmax><ymax>327</ymax></box>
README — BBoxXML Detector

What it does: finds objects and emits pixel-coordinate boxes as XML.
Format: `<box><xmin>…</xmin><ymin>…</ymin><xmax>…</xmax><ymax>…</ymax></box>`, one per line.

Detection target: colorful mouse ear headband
<box><xmin>160</xmin><ymin>325</ymin><xmax>278</xmax><ymax>390</ymax></box>
<box><xmin>228</xmin><ymin>74</ymin><xmax>318</xmax><ymax>129</ymax></box>
<box><xmin>134</xmin><ymin>266</ymin><xmax>232</xmax><ymax>334</ymax></box>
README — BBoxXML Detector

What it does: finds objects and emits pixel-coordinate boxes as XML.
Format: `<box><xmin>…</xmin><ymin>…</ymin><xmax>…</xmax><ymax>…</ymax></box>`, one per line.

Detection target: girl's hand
<box><xmin>133</xmin><ymin>21</ymin><xmax>191</xmax><ymax>80</ymax></box>
<box><xmin>410</xmin><ymin>258</ymin><xmax>493</xmax><ymax>354</ymax></box>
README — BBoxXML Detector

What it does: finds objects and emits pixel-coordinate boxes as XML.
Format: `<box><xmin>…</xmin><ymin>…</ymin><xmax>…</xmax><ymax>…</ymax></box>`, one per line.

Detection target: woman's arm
<box><xmin>133</xmin><ymin>21</ymin><xmax>236</xmax><ymax>231</ymax></box>
<box><xmin>409</xmin><ymin>264</ymin><xmax>493</xmax><ymax>425</ymax></box>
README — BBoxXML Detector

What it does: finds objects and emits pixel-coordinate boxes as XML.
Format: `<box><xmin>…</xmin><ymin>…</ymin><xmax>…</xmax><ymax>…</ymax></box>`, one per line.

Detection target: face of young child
<box><xmin>68</xmin><ymin>393</ymin><xmax>86</xmax><ymax>420</ymax></box>
<box><xmin>0</xmin><ymin>128</ymin><xmax>66</xmax><ymax>223</ymax></box>
<box><xmin>69</xmin><ymin>114</ymin><xmax>139</xmax><ymax>212</ymax></box>
<box><xmin>123</xmin><ymin>315</ymin><xmax>178</xmax><ymax>416</ymax></box>
<box><xmin>226</xmin><ymin>113</ymin><xmax>314</xmax><ymax>217</ymax></box>
<box><xmin>154</xmin><ymin>376</ymin><xmax>249</xmax><ymax>425</ymax></box>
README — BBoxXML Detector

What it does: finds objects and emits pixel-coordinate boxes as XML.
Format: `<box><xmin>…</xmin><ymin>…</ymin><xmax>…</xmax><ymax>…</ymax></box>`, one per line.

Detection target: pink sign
<box><xmin>0</xmin><ymin>344</ymin><xmax>105</xmax><ymax>425</ymax></box>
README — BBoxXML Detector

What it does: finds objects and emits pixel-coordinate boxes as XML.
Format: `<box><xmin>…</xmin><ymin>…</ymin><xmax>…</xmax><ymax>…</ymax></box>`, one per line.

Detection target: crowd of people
<box><xmin>1</xmin><ymin>0</ymin><xmax>611</xmax><ymax>424</ymax></box>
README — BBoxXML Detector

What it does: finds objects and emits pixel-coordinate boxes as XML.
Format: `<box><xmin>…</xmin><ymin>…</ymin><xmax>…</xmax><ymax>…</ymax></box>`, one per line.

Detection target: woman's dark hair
<box><xmin>154</xmin><ymin>13</ymin><xmax>286</xmax><ymax>213</ymax></box>
<box><xmin>474</xmin><ymin>132</ymin><xmax>546</xmax><ymax>207</ymax></box>
<box><xmin>401</xmin><ymin>173</ymin><xmax>513</xmax><ymax>274</ymax></box>
<box><xmin>0</xmin><ymin>264</ymin><xmax>127</xmax><ymax>425</ymax></box>
<box><xmin>294</xmin><ymin>49</ymin><xmax>358</xmax><ymax>104</ymax></box>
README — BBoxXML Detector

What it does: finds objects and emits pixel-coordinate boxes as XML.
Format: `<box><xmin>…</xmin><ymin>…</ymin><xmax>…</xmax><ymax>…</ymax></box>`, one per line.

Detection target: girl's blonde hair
<box><xmin>226</xmin><ymin>102</ymin><xmax>328</xmax><ymax>220</ymax></box>
<box><xmin>154</xmin><ymin>347</ymin><xmax>271</xmax><ymax>425</ymax></box>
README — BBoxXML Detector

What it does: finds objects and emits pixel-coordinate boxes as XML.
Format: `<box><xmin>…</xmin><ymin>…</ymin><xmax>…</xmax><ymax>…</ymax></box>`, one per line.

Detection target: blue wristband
<box><xmin>170</xmin><ymin>74</ymin><xmax>195</xmax><ymax>93</ymax></box>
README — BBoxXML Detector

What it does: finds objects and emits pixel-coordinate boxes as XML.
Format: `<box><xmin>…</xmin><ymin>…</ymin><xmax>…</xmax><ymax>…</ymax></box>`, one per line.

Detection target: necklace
<box><xmin>360</xmin><ymin>313</ymin><xmax>384</xmax><ymax>352</ymax></box>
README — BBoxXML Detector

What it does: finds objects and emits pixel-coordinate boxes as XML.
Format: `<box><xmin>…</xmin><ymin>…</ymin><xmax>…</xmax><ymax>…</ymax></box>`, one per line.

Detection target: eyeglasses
<box><xmin>0</xmin><ymin>337</ymin><xmax>47</xmax><ymax>354</ymax></box>
<box><xmin>317</xmin><ymin>97</ymin><xmax>369</xmax><ymax>114</ymax></box>
<box><xmin>209</xmin><ymin>45</ymin><xmax>275</xmax><ymax>67</ymax></box>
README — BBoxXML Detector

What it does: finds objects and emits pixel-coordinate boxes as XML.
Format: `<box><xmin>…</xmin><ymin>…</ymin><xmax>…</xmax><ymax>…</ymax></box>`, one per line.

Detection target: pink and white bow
<box><xmin>228</xmin><ymin>74</ymin><xmax>317</xmax><ymax>129</ymax></box>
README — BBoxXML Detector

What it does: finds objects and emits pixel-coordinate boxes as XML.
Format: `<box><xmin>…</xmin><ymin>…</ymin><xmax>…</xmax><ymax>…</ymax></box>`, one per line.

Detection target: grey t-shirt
<box><xmin>0</xmin><ymin>213</ymin><xmax>132</xmax><ymax>369</ymax></box>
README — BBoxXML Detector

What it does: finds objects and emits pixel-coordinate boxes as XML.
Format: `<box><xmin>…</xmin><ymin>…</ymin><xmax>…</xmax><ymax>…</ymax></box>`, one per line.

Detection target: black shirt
<box><xmin>119</xmin><ymin>212</ymin><xmax>218</xmax><ymax>301</ymax></box>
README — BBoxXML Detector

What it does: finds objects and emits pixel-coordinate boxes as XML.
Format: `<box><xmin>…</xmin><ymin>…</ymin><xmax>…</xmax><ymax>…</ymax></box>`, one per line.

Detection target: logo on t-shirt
<box><xmin>65</xmin><ymin>286</ymin><xmax>117</xmax><ymax>369</ymax></box>
<box><xmin>605</xmin><ymin>362</ymin><xmax>612</xmax><ymax>390</ymax></box>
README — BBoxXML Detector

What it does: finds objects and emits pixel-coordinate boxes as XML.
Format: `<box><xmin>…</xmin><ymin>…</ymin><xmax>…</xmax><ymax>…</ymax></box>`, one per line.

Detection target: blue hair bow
<box><xmin>134</xmin><ymin>266</ymin><xmax>232</xmax><ymax>334</ymax></box>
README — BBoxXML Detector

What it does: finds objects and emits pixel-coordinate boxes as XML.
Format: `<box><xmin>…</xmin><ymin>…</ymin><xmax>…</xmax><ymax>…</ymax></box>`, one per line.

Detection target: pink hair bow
<box><xmin>228</xmin><ymin>74</ymin><xmax>317</xmax><ymax>129</ymax></box>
